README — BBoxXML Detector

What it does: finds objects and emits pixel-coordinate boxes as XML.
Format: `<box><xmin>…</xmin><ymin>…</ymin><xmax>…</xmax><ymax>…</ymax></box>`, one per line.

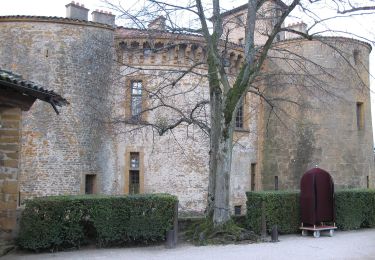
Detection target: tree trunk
<box><xmin>207</xmin><ymin>88</ymin><xmax>221</xmax><ymax>218</ymax></box>
<box><xmin>212</xmin><ymin>123</ymin><xmax>233</xmax><ymax>226</ymax></box>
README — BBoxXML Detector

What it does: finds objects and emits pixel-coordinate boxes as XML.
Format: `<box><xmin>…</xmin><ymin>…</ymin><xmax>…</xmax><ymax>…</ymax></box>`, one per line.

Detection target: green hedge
<box><xmin>17</xmin><ymin>194</ymin><xmax>178</xmax><ymax>251</ymax></box>
<box><xmin>246</xmin><ymin>189</ymin><xmax>375</xmax><ymax>235</ymax></box>
<box><xmin>246</xmin><ymin>191</ymin><xmax>300</xmax><ymax>234</ymax></box>
<box><xmin>335</xmin><ymin>189</ymin><xmax>375</xmax><ymax>230</ymax></box>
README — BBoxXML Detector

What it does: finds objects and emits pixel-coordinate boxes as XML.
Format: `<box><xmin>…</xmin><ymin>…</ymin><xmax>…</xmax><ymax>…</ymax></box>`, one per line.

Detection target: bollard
<box><xmin>271</xmin><ymin>225</ymin><xmax>279</xmax><ymax>242</ymax></box>
<box><xmin>166</xmin><ymin>201</ymin><xmax>178</xmax><ymax>249</ymax></box>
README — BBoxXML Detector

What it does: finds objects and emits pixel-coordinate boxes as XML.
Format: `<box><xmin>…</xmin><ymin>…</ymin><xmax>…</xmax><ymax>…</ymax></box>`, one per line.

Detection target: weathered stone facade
<box><xmin>0</xmin><ymin>107</ymin><xmax>21</xmax><ymax>241</ymax></box>
<box><xmin>0</xmin><ymin>1</ymin><xmax>373</xmax><ymax>225</ymax></box>
<box><xmin>0</xmin><ymin>17</ymin><xmax>116</xmax><ymax>200</ymax></box>
<box><xmin>259</xmin><ymin>38</ymin><xmax>374</xmax><ymax>190</ymax></box>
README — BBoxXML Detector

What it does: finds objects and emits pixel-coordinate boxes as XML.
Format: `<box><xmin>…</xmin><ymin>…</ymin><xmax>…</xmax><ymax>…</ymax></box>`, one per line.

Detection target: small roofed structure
<box><xmin>0</xmin><ymin>68</ymin><xmax>68</xmax><ymax>114</ymax></box>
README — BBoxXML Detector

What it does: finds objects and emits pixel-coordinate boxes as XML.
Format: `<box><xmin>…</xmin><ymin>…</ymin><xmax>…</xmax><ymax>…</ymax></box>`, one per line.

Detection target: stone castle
<box><xmin>0</xmin><ymin>1</ymin><xmax>374</xmax><ymax>240</ymax></box>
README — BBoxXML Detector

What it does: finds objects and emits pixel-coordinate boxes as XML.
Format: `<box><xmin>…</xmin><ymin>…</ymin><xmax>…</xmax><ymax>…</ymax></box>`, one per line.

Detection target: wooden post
<box><xmin>166</xmin><ymin>201</ymin><xmax>178</xmax><ymax>249</ymax></box>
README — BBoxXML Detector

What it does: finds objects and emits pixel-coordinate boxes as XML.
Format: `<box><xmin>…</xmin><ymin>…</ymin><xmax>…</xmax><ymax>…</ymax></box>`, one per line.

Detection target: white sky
<box><xmin>0</xmin><ymin>0</ymin><xmax>374</xmax><ymax>141</ymax></box>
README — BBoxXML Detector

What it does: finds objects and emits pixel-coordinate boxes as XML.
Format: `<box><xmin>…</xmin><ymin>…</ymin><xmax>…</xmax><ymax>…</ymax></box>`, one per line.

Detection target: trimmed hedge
<box><xmin>335</xmin><ymin>189</ymin><xmax>375</xmax><ymax>230</ymax></box>
<box><xmin>246</xmin><ymin>189</ymin><xmax>375</xmax><ymax>235</ymax></box>
<box><xmin>17</xmin><ymin>194</ymin><xmax>178</xmax><ymax>251</ymax></box>
<box><xmin>246</xmin><ymin>191</ymin><xmax>300</xmax><ymax>234</ymax></box>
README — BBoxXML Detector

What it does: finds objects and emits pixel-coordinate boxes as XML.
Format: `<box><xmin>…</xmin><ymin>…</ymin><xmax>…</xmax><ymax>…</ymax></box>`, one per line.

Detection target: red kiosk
<box><xmin>300</xmin><ymin>168</ymin><xmax>337</xmax><ymax>238</ymax></box>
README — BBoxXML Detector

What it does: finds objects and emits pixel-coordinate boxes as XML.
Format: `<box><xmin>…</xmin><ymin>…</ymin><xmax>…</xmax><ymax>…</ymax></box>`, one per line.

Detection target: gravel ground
<box><xmin>4</xmin><ymin>229</ymin><xmax>375</xmax><ymax>260</ymax></box>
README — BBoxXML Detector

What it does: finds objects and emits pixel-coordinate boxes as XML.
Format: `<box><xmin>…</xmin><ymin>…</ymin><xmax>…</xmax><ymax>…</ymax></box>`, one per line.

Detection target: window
<box><xmin>129</xmin><ymin>152</ymin><xmax>140</xmax><ymax>194</ymax></box>
<box><xmin>131</xmin><ymin>81</ymin><xmax>142</xmax><ymax>119</ymax></box>
<box><xmin>274</xmin><ymin>176</ymin><xmax>279</xmax><ymax>190</ymax></box>
<box><xmin>85</xmin><ymin>174</ymin><xmax>96</xmax><ymax>194</ymax></box>
<box><xmin>234</xmin><ymin>205</ymin><xmax>242</xmax><ymax>216</ymax></box>
<box><xmin>356</xmin><ymin>102</ymin><xmax>364</xmax><ymax>130</ymax></box>
<box><xmin>236</xmin><ymin>15</ymin><xmax>243</xmax><ymax>24</ymax></box>
<box><xmin>235</xmin><ymin>100</ymin><xmax>244</xmax><ymax>129</ymax></box>
<box><xmin>251</xmin><ymin>163</ymin><xmax>256</xmax><ymax>191</ymax></box>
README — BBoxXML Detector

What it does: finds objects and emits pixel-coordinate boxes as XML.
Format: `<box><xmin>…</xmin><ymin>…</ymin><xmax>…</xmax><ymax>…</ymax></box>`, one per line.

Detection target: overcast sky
<box><xmin>1</xmin><ymin>0</ymin><xmax>375</xmax><ymax>140</ymax></box>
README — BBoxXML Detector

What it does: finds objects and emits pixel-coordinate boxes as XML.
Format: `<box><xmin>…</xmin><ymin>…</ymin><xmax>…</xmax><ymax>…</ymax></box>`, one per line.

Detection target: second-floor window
<box><xmin>131</xmin><ymin>80</ymin><xmax>142</xmax><ymax>118</ymax></box>
<box><xmin>235</xmin><ymin>100</ymin><xmax>244</xmax><ymax>129</ymax></box>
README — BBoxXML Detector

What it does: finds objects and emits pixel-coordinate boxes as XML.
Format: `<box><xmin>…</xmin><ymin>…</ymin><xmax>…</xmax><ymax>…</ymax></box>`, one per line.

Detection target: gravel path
<box><xmin>4</xmin><ymin>229</ymin><xmax>375</xmax><ymax>260</ymax></box>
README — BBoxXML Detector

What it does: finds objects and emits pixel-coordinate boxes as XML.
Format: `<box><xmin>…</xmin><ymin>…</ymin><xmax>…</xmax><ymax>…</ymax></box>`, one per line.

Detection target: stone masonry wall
<box><xmin>113</xmin><ymin>32</ymin><xmax>259</xmax><ymax>215</ymax></box>
<box><xmin>260</xmin><ymin>38</ymin><xmax>374</xmax><ymax>190</ymax></box>
<box><xmin>0</xmin><ymin>18</ymin><xmax>116</xmax><ymax>201</ymax></box>
<box><xmin>0</xmin><ymin>107</ymin><xmax>21</xmax><ymax>241</ymax></box>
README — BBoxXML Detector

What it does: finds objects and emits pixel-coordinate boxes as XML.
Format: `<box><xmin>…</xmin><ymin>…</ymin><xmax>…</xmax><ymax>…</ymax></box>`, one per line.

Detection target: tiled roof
<box><xmin>0</xmin><ymin>68</ymin><xmax>69</xmax><ymax>114</ymax></box>
<box><xmin>0</xmin><ymin>15</ymin><xmax>114</xmax><ymax>30</ymax></box>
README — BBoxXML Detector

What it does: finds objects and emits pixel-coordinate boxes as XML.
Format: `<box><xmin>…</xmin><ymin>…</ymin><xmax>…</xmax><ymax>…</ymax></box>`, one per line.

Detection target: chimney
<box><xmin>148</xmin><ymin>16</ymin><xmax>166</xmax><ymax>31</ymax></box>
<box><xmin>91</xmin><ymin>10</ymin><xmax>116</xmax><ymax>26</ymax></box>
<box><xmin>66</xmin><ymin>1</ymin><xmax>89</xmax><ymax>21</ymax></box>
<box><xmin>284</xmin><ymin>22</ymin><xmax>308</xmax><ymax>40</ymax></box>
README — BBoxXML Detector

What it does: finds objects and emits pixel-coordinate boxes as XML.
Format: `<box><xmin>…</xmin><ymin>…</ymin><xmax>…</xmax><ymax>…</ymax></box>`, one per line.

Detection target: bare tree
<box><xmin>104</xmin><ymin>0</ymin><xmax>375</xmax><ymax>229</ymax></box>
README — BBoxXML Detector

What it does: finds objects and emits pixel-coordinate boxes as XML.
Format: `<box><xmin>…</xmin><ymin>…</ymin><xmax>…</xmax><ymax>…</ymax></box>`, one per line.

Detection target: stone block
<box><xmin>0</xmin><ymin>137</ymin><xmax>19</xmax><ymax>143</ymax></box>
<box><xmin>0</xmin><ymin>130</ymin><xmax>20</xmax><ymax>138</ymax></box>
<box><xmin>0</xmin><ymin>108</ymin><xmax>21</xmax><ymax>115</ymax></box>
<box><xmin>0</xmin><ymin>114</ymin><xmax>21</xmax><ymax>121</ymax></box>
<box><xmin>0</xmin><ymin>200</ymin><xmax>17</xmax><ymax>211</ymax></box>
<box><xmin>0</xmin><ymin>145</ymin><xmax>19</xmax><ymax>152</ymax></box>
<box><xmin>0</xmin><ymin>160</ymin><xmax>18</xmax><ymax>168</ymax></box>
<box><xmin>0</xmin><ymin>121</ymin><xmax>19</xmax><ymax>129</ymax></box>
<box><xmin>0</xmin><ymin>215</ymin><xmax>17</xmax><ymax>230</ymax></box>
<box><xmin>2</xmin><ymin>181</ymin><xmax>18</xmax><ymax>194</ymax></box>
<box><xmin>4</xmin><ymin>153</ymin><xmax>19</xmax><ymax>160</ymax></box>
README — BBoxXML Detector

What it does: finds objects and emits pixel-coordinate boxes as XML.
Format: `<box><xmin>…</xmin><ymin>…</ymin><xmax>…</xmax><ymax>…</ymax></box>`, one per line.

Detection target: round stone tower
<box><xmin>259</xmin><ymin>37</ymin><xmax>374</xmax><ymax>190</ymax></box>
<box><xmin>0</xmin><ymin>9</ymin><xmax>117</xmax><ymax>200</ymax></box>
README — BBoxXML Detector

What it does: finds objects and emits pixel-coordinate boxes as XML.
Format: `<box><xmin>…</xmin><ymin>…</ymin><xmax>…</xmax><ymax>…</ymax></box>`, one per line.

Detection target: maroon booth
<box><xmin>300</xmin><ymin>168</ymin><xmax>335</xmax><ymax>226</ymax></box>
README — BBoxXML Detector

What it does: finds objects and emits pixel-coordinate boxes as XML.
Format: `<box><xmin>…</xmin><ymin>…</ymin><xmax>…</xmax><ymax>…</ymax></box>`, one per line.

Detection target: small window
<box><xmin>356</xmin><ymin>102</ymin><xmax>364</xmax><ymax>130</ymax></box>
<box><xmin>129</xmin><ymin>170</ymin><xmax>140</xmax><ymax>194</ymax></box>
<box><xmin>130</xmin><ymin>152</ymin><xmax>140</xmax><ymax>170</ymax></box>
<box><xmin>353</xmin><ymin>49</ymin><xmax>360</xmax><ymax>65</ymax></box>
<box><xmin>85</xmin><ymin>175</ymin><xmax>96</xmax><ymax>194</ymax></box>
<box><xmin>251</xmin><ymin>163</ymin><xmax>256</xmax><ymax>191</ymax></box>
<box><xmin>129</xmin><ymin>152</ymin><xmax>140</xmax><ymax>194</ymax></box>
<box><xmin>235</xmin><ymin>100</ymin><xmax>244</xmax><ymax>129</ymax></box>
<box><xmin>131</xmin><ymin>81</ymin><xmax>143</xmax><ymax>119</ymax></box>
<box><xmin>234</xmin><ymin>205</ymin><xmax>242</xmax><ymax>216</ymax></box>
<box><xmin>274</xmin><ymin>176</ymin><xmax>279</xmax><ymax>190</ymax></box>
<box><xmin>235</xmin><ymin>14</ymin><xmax>244</xmax><ymax>25</ymax></box>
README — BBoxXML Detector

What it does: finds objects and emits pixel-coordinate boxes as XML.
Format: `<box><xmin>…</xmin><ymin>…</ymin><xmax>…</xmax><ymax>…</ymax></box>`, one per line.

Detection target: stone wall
<box><xmin>221</xmin><ymin>1</ymin><xmax>283</xmax><ymax>46</ymax></box>
<box><xmin>0</xmin><ymin>17</ymin><xmax>116</xmax><ymax>201</ymax></box>
<box><xmin>0</xmin><ymin>107</ymin><xmax>21</xmax><ymax>241</ymax></box>
<box><xmin>114</xmin><ymin>31</ymin><xmax>259</xmax><ymax>215</ymax></box>
<box><xmin>259</xmin><ymin>37</ymin><xmax>374</xmax><ymax>190</ymax></box>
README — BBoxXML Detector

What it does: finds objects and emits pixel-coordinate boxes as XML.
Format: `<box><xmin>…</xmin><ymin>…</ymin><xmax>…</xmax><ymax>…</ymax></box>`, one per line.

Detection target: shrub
<box><xmin>17</xmin><ymin>194</ymin><xmax>178</xmax><ymax>251</ymax></box>
<box><xmin>246</xmin><ymin>189</ymin><xmax>375</xmax><ymax>235</ymax></box>
<box><xmin>335</xmin><ymin>189</ymin><xmax>375</xmax><ymax>230</ymax></box>
<box><xmin>246</xmin><ymin>191</ymin><xmax>300</xmax><ymax>234</ymax></box>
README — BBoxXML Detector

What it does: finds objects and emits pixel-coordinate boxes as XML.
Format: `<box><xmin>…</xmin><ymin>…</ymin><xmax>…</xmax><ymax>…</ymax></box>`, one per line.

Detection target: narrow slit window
<box><xmin>251</xmin><ymin>163</ymin><xmax>256</xmax><ymax>191</ymax></box>
<box><xmin>235</xmin><ymin>99</ymin><xmax>244</xmax><ymax>129</ymax></box>
<box><xmin>356</xmin><ymin>102</ymin><xmax>364</xmax><ymax>130</ymax></box>
<box><xmin>234</xmin><ymin>205</ymin><xmax>242</xmax><ymax>216</ymax></box>
<box><xmin>131</xmin><ymin>81</ymin><xmax>142</xmax><ymax>119</ymax></box>
<box><xmin>85</xmin><ymin>174</ymin><xmax>96</xmax><ymax>194</ymax></box>
<box><xmin>129</xmin><ymin>152</ymin><xmax>140</xmax><ymax>194</ymax></box>
<box><xmin>129</xmin><ymin>170</ymin><xmax>140</xmax><ymax>194</ymax></box>
<box><xmin>274</xmin><ymin>176</ymin><xmax>279</xmax><ymax>190</ymax></box>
